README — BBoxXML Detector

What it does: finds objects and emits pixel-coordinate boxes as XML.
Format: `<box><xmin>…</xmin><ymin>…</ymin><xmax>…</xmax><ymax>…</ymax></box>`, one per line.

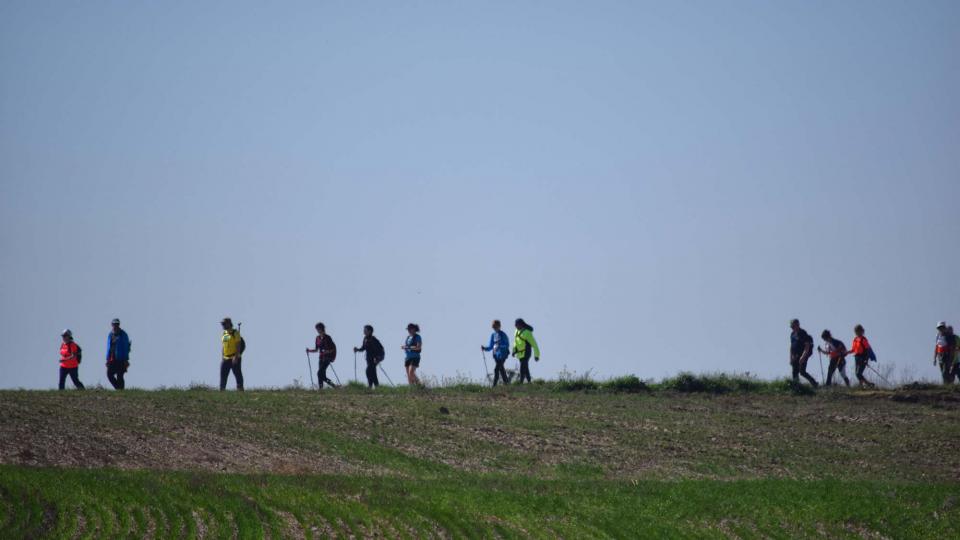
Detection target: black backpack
<box><xmin>237</xmin><ymin>336</ymin><xmax>246</xmax><ymax>355</ymax></box>
<box><xmin>75</xmin><ymin>345</ymin><xmax>82</xmax><ymax>363</ymax></box>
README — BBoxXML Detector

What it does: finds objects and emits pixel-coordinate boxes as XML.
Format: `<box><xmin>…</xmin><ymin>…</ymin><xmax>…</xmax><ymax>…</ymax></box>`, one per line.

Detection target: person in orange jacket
<box><xmin>845</xmin><ymin>324</ymin><xmax>876</xmax><ymax>387</ymax></box>
<box><xmin>58</xmin><ymin>329</ymin><xmax>85</xmax><ymax>390</ymax></box>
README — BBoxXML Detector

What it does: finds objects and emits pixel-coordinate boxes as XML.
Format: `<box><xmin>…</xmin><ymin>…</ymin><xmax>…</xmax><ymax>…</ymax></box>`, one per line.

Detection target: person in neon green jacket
<box><xmin>512</xmin><ymin>318</ymin><xmax>540</xmax><ymax>384</ymax></box>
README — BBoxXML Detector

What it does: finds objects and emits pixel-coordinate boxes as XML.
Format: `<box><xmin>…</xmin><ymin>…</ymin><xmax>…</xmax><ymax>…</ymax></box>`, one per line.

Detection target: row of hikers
<box><xmin>52</xmin><ymin>317</ymin><xmax>960</xmax><ymax>390</ymax></box>
<box><xmin>788</xmin><ymin>319</ymin><xmax>960</xmax><ymax>387</ymax></box>
<box><xmin>55</xmin><ymin>317</ymin><xmax>541</xmax><ymax>391</ymax></box>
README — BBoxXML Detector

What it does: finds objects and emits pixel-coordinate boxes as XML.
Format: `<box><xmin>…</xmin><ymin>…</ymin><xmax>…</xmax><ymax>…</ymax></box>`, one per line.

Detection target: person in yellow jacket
<box><xmin>220</xmin><ymin>317</ymin><xmax>244</xmax><ymax>391</ymax></box>
<box><xmin>512</xmin><ymin>318</ymin><xmax>540</xmax><ymax>384</ymax></box>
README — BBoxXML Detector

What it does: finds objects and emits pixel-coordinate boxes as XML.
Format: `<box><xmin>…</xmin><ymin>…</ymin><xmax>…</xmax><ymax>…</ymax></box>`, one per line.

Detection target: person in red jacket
<box><xmin>58</xmin><ymin>329</ymin><xmax>85</xmax><ymax>390</ymax></box>
<box><xmin>845</xmin><ymin>325</ymin><xmax>875</xmax><ymax>387</ymax></box>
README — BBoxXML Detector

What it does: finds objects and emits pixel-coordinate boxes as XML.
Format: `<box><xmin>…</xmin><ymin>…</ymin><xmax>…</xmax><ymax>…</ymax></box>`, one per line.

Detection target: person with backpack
<box><xmin>951</xmin><ymin>326</ymin><xmax>960</xmax><ymax>383</ymax></box>
<box><xmin>354</xmin><ymin>325</ymin><xmax>385</xmax><ymax>388</ymax></box>
<box><xmin>512</xmin><ymin>318</ymin><xmax>540</xmax><ymax>384</ymax></box>
<box><xmin>934</xmin><ymin>322</ymin><xmax>955</xmax><ymax>384</ymax></box>
<box><xmin>402</xmin><ymin>323</ymin><xmax>422</xmax><ymax>386</ymax></box>
<box><xmin>789</xmin><ymin>319</ymin><xmax>818</xmax><ymax>387</ymax></box>
<box><xmin>482</xmin><ymin>320</ymin><xmax>511</xmax><ymax>386</ymax></box>
<box><xmin>220</xmin><ymin>317</ymin><xmax>244</xmax><ymax>391</ymax></box>
<box><xmin>818</xmin><ymin>330</ymin><xmax>850</xmax><ymax>387</ymax></box>
<box><xmin>845</xmin><ymin>324</ymin><xmax>876</xmax><ymax>387</ymax></box>
<box><xmin>58</xmin><ymin>329</ymin><xmax>85</xmax><ymax>390</ymax></box>
<box><xmin>105</xmin><ymin>318</ymin><xmax>131</xmax><ymax>390</ymax></box>
<box><xmin>307</xmin><ymin>322</ymin><xmax>338</xmax><ymax>388</ymax></box>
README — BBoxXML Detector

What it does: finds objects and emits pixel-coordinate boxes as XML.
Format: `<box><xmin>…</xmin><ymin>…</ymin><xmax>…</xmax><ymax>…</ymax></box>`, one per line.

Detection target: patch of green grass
<box><xmin>0</xmin><ymin>466</ymin><xmax>957</xmax><ymax>539</ymax></box>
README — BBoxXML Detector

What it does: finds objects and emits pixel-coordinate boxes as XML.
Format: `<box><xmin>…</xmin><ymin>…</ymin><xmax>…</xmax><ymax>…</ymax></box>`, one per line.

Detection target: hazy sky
<box><xmin>2</xmin><ymin>1</ymin><xmax>958</xmax><ymax>389</ymax></box>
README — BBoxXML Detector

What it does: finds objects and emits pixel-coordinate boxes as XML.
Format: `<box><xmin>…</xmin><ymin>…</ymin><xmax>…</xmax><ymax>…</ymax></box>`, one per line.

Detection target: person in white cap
<box><xmin>105</xmin><ymin>318</ymin><xmax>131</xmax><ymax>390</ymax></box>
<box><xmin>934</xmin><ymin>322</ymin><xmax>955</xmax><ymax>384</ymax></box>
<box><xmin>58</xmin><ymin>329</ymin><xmax>85</xmax><ymax>390</ymax></box>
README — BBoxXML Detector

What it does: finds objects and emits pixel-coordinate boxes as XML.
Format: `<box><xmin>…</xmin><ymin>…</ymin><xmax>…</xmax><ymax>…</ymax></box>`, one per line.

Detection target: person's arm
<box><xmin>306</xmin><ymin>336</ymin><xmax>319</xmax><ymax>354</ymax></box>
<box><xmin>410</xmin><ymin>336</ymin><xmax>422</xmax><ymax>352</ymax></box>
<box><xmin>355</xmin><ymin>338</ymin><xmax>367</xmax><ymax>353</ymax></box>
<box><xmin>483</xmin><ymin>333</ymin><xmax>494</xmax><ymax>352</ymax></box>
<box><xmin>527</xmin><ymin>332</ymin><xmax>540</xmax><ymax>359</ymax></box>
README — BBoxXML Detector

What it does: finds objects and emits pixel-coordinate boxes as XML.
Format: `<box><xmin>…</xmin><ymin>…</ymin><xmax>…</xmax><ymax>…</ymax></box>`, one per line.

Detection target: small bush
<box><xmin>899</xmin><ymin>382</ymin><xmax>940</xmax><ymax>391</ymax></box>
<box><xmin>601</xmin><ymin>375</ymin><xmax>649</xmax><ymax>393</ymax></box>
<box><xmin>768</xmin><ymin>378</ymin><xmax>817</xmax><ymax>396</ymax></box>
<box><xmin>555</xmin><ymin>378</ymin><xmax>598</xmax><ymax>392</ymax></box>
<box><xmin>659</xmin><ymin>373</ymin><xmax>764</xmax><ymax>394</ymax></box>
<box><xmin>553</xmin><ymin>368</ymin><xmax>598</xmax><ymax>392</ymax></box>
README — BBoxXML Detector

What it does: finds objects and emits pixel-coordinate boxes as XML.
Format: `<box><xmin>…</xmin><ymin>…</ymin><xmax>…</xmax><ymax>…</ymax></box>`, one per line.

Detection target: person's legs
<box><xmin>855</xmin><ymin>358</ymin><xmax>874</xmax><ymax>387</ymax></box>
<box><xmin>798</xmin><ymin>356</ymin><xmax>818</xmax><ymax>387</ymax></box>
<box><xmin>59</xmin><ymin>367</ymin><xmax>68</xmax><ymax>390</ymax></box>
<box><xmin>318</xmin><ymin>360</ymin><xmax>329</xmax><ymax>388</ymax></box>
<box><xmin>220</xmin><ymin>360</ymin><xmax>232</xmax><ymax>391</ymax></box>
<box><xmin>493</xmin><ymin>360</ymin><xmax>506</xmax><ymax>386</ymax></box>
<box><xmin>107</xmin><ymin>365</ymin><xmax>121</xmax><ymax>390</ymax></box>
<box><xmin>519</xmin><ymin>358</ymin><xmax>531</xmax><ymax>384</ymax></box>
<box><xmin>937</xmin><ymin>356</ymin><xmax>952</xmax><ymax>384</ymax></box>
<box><xmin>408</xmin><ymin>360</ymin><xmax>421</xmax><ymax>386</ymax></box>
<box><xmin>231</xmin><ymin>359</ymin><xmax>243</xmax><ymax>390</ymax></box>
<box><xmin>826</xmin><ymin>358</ymin><xmax>838</xmax><ymax>386</ymax></box>
<box><xmin>67</xmin><ymin>368</ymin><xmax>84</xmax><ymax>389</ymax></box>
<box><xmin>790</xmin><ymin>356</ymin><xmax>801</xmax><ymax>383</ymax></box>
<box><xmin>366</xmin><ymin>361</ymin><xmax>378</xmax><ymax>388</ymax></box>
<box><xmin>839</xmin><ymin>359</ymin><xmax>850</xmax><ymax>387</ymax></box>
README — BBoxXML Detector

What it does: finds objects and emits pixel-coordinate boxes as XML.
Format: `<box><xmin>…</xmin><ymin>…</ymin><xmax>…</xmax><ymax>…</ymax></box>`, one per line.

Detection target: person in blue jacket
<box><xmin>105</xmin><ymin>318</ymin><xmax>131</xmax><ymax>390</ymax></box>
<box><xmin>402</xmin><ymin>323</ymin><xmax>422</xmax><ymax>386</ymax></box>
<box><xmin>482</xmin><ymin>320</ymin><xmax>511</xmax><ymax>386</ymax></box>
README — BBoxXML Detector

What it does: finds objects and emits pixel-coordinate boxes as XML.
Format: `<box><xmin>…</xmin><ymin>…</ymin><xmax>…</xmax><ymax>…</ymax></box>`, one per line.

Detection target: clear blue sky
<box><xmin>2</xmin><ymin>1</ymin><xmax>958</xmax><ymax>389</ymax></box>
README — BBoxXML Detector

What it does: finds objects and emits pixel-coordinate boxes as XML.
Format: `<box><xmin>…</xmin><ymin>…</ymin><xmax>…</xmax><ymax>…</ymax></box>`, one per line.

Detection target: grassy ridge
<box><xmin>2</xmin><ymin>466</ymin><xmax>959</xmax><ymax>539</ymax></box>
<box><xmin>2</xmin><ymin>381</ymin><xmax>960</xmax><ymax>538</ymax></box>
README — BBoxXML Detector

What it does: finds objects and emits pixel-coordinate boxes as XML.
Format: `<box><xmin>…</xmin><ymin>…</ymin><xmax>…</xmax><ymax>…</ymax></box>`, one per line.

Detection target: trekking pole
<box><xmin>481</xmin><ymin>348</ymin><xmax>491</xmax><ymax>382</ymax></box>
<box><xmin>866</xmin><ymin>364</ymin><xmax>892</xmax><ymax>387</ymax></box>
<box><xmin>354</xmin><ymin>350</ymin><xmax>358</xmax><ymax>384</ymax></box>
<box><xmin>329</xmin><ymin>364</ymin><xmax>342</xmax><ymax>387</ymax></box>
<box><xmin>379</xmin><ymin>362</ymin><xmax>395</xmax><ymax>386</ymax></box>
<box><xmin>305</xmin><ymin>351</ymin><xmax>315</xmax><ymax>390</ymax></box>
<box><xmin>817</xmin><ymin>350</ymin><xmax>825</xmax><ymax>385</ymax></box>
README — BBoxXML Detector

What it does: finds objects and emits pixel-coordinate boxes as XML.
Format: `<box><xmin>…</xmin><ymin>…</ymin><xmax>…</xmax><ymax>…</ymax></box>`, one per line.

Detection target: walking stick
<box><xmin>329</xmin><ymin>363</ymin><xmax>341</xmax><ymax>387</ymax></box>
<box><xmin>481</xmin><ymin>348</ymin><xmax>491</xmax><ymax>382</ymax></box>
<box><xmin>305</xmin><ymin>351</ymin><xmax>315</xmax><ymax>390</ymax></box>
<box><xmin>379</xmin><ymin>362</ymin><xmax>395</xmax><ymax>386</ymax></box>
<box><xmin>817</xmin><ymin>350</ymin><xmax>825</xmax><ymax>385</ymax></box>
<box><xmin>866</xmin><ymin>364</ymin><xmax>892</xmax><ymax>387</ymax></box>
<box><xmin>354</xmin><ymin>350</ymin><xmax>358</xmax><ymax>384</ymax></box>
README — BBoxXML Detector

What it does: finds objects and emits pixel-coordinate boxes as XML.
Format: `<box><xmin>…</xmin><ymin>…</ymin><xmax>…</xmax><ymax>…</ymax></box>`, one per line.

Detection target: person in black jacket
<box><xmin>789</xmin><ymin>319</ymin><xmax>818</xmax><ymax>387</ymax></box>
<box><xmin>306</xmin><ymin>322</ymin><xmax>338</xmax><ymax>389</ymax></box>
<box><xmin>354</xmin><ymin>325</ymin><xmax>385</xmax><ymax>388</ymax></box>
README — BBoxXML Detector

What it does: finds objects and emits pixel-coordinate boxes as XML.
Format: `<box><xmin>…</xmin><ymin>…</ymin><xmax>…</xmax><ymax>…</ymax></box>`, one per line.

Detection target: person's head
<box><xmin>492</xmin><ymin>319</ymin><xmax>501</xmax><ymax>331</ymax></box>
<box><xmin>821</xmin><ymin>330</ymin><xmax>832</xmax><ymax>340</ymax></box>
<box><xmin>407</xmin><ymin>323</ymin><xmax>419</xmax><ymax>335</ymax></box>
<box><xmin>854</xmin><ymin>324</ymin><xmax>865</xmax><ymax>336</ymax></box>
<box><xmin>61</xmin><ymin>329</ymin><xmax>72</xmax><ymax>343</ymax></box>
<box><xmin>515</xmin><ymin>318</ymin><xmax>527</xmax><ymax>330</ymax></box>
<box><xmin>315</xmin><ymin>322</ymin><xmax>326</xmax><ymax>335</ymax></box>
<box><xmin>790</xmin><ymin>319</ymin><xmax>800</xmax><ymax>332</ymax></box>
<box><xmin>111</xmin><ymin>318</ymin><xmax>121</xmax><ymax>332</ymax></box>
<box><xmin>363</xmin><ymin>325</ymin><xmax>374</xmax><ymax>336</ymax></box>
<box><xmin>937</xmin><ymin>321</ymin><xmax>948</xmax><ymax>335</ymax></box>
<box><xmin>221</xmin><ymin>317</ymin><xmax>233</xmax><ymax>331</ymax></box>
